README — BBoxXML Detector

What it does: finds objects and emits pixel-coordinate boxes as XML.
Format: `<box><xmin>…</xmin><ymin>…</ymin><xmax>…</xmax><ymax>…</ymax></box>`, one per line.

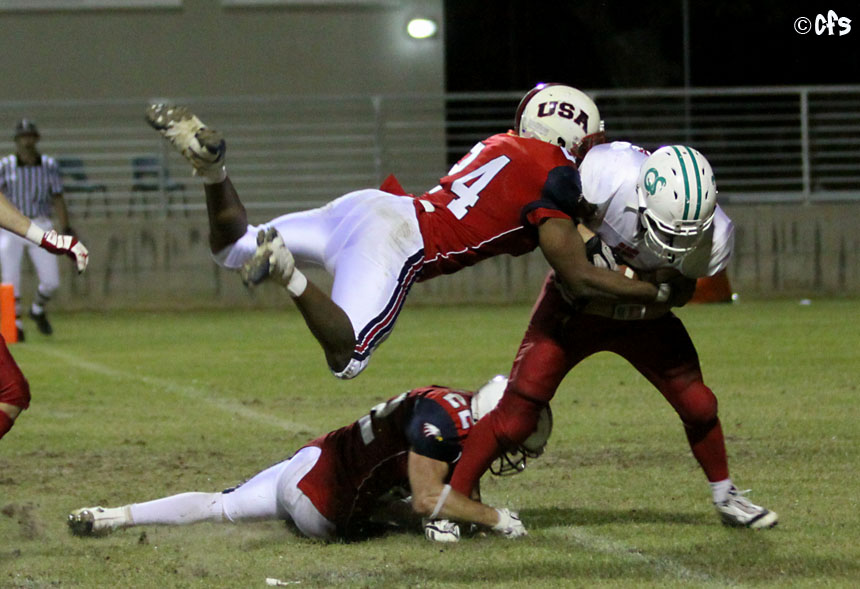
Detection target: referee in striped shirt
<box><xmin>0</xmin><ymin>119</ymin><xmax>74</xmax><ymax>340</ymax></box>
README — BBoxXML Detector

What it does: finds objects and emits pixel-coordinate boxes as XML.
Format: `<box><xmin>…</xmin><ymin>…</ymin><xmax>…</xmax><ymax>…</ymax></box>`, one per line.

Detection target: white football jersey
<box><xmin>580</xmin><ymin>141</ymin><xmax>734</xmax><ymax>278</ymax></box>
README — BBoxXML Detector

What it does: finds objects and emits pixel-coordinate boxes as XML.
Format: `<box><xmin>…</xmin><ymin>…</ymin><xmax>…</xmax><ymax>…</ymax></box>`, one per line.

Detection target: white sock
<box><xmin>129</xmin><ymin>492</ymin><xmax>225</xmax><ymax>526</ymax></box>
<box><xmin>98</xmin><ymin>505</ymin><xmax>133</xmax><ymax>527</ymax></box>
<box><xmin>202</xmin><ymin>166</ymin><xmax>227</xmax><ymax>185</ymax></box>
<box><xmin>710</xmin><ymin>479</ymin><xmax>733</xmax><ymax>504</ymax></box>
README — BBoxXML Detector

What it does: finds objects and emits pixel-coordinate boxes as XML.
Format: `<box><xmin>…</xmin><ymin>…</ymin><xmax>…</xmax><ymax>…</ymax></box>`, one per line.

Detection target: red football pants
<box><xmin>451</xmin><ymin>274</ymin><xmax>729</xmax><ymax>495</ymax></box>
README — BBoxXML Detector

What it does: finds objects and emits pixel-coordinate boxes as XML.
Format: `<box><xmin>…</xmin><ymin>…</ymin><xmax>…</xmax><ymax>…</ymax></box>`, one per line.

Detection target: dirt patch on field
<box><xmin>1</xmin><ymin>502</ymin><xmax>43</xmax><ymax>540</ymax></box>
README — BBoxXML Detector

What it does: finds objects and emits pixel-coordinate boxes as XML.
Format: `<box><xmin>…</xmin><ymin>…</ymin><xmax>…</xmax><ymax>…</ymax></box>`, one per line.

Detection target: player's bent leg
<box><xmin>449</xmin><ymin>389</ymin><xmax>551</xmax><ymax>496</ymax></box>
<box><xmin>275</xmin><ymin>446</ymin><xmax>337</xmax><ymax>540</ymax></box>
<box><xmin>204</xmin><ymin>177</ymin><xmax>249</xmax><ymax>252</ymax></box>
<box><xmin>326</xmin><ymin>192</ymin><xmax>425</xmax><ymax>379</ymax></box>
<box><xmin>239</xmin><ymin>228</ymin><xmax>357</xmax><ymax>375</ymax></box>
<box><xmin>451</xmin><ymin>287</ymin><xmax>576</xmax><ymax>496</ymax></box>
<box><xmin>661</xmin><ymin>377</ymin><xmax>729</xmax><ymax>483</ymax></box>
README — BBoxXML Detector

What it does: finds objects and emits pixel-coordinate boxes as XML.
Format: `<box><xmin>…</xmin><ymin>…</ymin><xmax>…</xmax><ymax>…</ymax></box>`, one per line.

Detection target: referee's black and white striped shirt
<box><xmin>0</xmin><ymin>154</ymin><xmax>64</xmax><ymax>218</ymax></box>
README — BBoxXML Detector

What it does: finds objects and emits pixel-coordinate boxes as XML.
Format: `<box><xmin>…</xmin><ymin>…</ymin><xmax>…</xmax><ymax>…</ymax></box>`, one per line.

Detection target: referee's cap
<box><xmin>14</xmin><ymin>119</ymin><xmax>40</xmax><ymax>138</ymax></box>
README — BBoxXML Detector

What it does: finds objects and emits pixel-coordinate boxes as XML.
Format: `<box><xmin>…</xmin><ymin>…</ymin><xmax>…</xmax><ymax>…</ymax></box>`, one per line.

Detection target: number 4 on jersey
<box><xmin>446</xmin><ymin>143</ymin><xmax>511</xmax><ymax>220</ymax></box>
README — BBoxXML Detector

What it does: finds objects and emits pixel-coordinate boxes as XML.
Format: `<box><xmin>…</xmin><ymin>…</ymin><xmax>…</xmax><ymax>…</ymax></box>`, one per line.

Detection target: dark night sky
<box><xmin>445</xmin><ymin>0</ymin><xmax>860</xmax><ymax>91</ymax></box>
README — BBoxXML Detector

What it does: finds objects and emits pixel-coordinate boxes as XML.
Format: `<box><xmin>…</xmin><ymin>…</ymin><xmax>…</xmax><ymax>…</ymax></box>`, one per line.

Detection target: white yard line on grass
<box><xmin>38</xmin><ymin>347</ymin><xmax>312</xmax><ymax>433</ymax></box>
<box><xmin>544</xmin><ymin>525</ymin><xmax>736</xmax><ymax>586</ymax></box>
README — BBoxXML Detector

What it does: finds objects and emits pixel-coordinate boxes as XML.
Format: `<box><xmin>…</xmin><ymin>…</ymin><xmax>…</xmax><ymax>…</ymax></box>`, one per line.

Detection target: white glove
<box><xmin>28</xmin><ymin>226</ymin><xmax>89</xmax><ymax>273</ymax></box>
<box><xmin>424</xmin><ymin>519</ymin><xmax>461</xmax><ymax>543</ymax></box>
<box><xmin>491</xmin><ymin>508</ymin><xmax>527</xmax><ymax>538</ymax></box>
<box><xmin>241</xmin><ymin>228</ymin><xmax>307</xmax><ymax>297</ymax></box>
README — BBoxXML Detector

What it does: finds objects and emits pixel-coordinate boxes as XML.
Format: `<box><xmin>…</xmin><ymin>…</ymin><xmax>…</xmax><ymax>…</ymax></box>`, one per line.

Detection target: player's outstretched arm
<box><xmin>0</xmin><ymin>189</ymin><xmax>35</xmax><ymax>237</ymax></box>
<box><xmin>407</xmin><ymin>451</ymin><xmax>525</xmax><ymax>540</ymax></box>
<box><xmin>0</xmin><ymin>189</ymin><xmax>88</xmax><ymax>273</ymax></box>
<box><xmin>538</xmin><ymin>217</ymin><xmax>657</xmax><ymax>303</ymax></box>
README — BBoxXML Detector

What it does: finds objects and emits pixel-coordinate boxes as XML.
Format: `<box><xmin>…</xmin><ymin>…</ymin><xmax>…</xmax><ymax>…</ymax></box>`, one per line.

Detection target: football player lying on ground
<box><xmin>68</xmin><ymin>377</ymin><xmax>550</xmax><ymax>542</ymax></box>
<box><xmin>448</xmin><ymin>144</ymin><xmax>778</xmax><ymax>529</ymax></box>
<box><xmin>145</xmin><ymin>84</ymin><xmax>688</xmax><ymax>380</ymax></box>
<box><xmin>0</xmin><ymin>187</ymin><xmax>88</xmax><ymax>441</ymax></box>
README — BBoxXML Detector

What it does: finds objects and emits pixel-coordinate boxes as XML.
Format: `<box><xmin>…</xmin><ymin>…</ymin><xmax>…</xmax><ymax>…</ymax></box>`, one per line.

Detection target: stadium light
<box><xmin>407</xmin><ymin>17</ymin><xmax>438</xmax><ymax>39</ymax></box>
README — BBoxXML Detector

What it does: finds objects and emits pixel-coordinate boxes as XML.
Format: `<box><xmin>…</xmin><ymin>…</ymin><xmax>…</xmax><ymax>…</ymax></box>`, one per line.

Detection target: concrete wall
<box><xmin>0</xmin><ymin>0</ymin><xmax>444</xmax><ymax>100</ymax></box>
<box><xmin>723</xmin><ymin>203</ymin><xmax>860</xmax><ymax>297</ymax></box>
<box><xmin>19</xmin><ymin>202</ymin><xmax>860</xmax><ymax>312</ymax></box>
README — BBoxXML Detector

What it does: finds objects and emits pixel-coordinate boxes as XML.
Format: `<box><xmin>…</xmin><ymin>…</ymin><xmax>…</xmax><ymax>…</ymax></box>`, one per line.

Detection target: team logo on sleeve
<box><xmin>422</xmin><ymin>423</ymin><xmax>443</xmax><ymax>441</ymax></box>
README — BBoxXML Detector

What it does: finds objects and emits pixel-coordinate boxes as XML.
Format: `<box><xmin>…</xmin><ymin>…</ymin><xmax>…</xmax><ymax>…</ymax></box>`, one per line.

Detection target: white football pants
<box><xmin>0</xmin><ymin>218</ymin><xmax>60</xmax><ymax>319</ymax></box>
<box><xmin>128</xmin><ymin>446</ymin><xmax>336</xmax><ymax>540</ymax></box>
<box><xmin>214</xmin><ymin>189</ymin><xmax>425</xmax><ymax>379</ymax></box>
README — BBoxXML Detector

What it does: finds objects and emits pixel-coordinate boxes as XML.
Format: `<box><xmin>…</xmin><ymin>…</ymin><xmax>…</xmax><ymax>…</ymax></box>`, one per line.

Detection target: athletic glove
<box><xmin>27</xmin><ymin>226</ymin><xmax>89</xmax><ymax>273</ymax></box>
<box><xmin>584</xmin><ymin>235</ymin><xmax>619</xmax><ymax>271</ymax></box>
<box><xmin>491</xmin><ymin>508</ymin><xmax>527</xmax><ymax>538</ymax></box>
<box><xmin>423</xmin><ymin>518</ymin><xmax>461</xmax><ymax>543</ymax></box>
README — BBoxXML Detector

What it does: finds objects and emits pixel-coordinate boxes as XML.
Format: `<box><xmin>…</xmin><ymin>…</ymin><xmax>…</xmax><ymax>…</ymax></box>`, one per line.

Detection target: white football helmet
<box><xmin>514</xmin><ymin>83</ymin><xmax>605</xmax><ymax>158</ymax></box>
<box><xmin>471</xmin><ymin>375</ymin><xmax>552</xmax><ymax>476</ymax></box>
<box><xmin>635</xmin><ymin>145</ymin><xmax>717</xmax><ymax>262</ymax></box>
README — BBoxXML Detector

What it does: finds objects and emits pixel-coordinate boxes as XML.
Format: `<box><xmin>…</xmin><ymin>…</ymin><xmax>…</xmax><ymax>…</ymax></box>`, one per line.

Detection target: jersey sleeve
<box><xmin>680</xmin><ymin>206</ymin><xmax>735</xmax><ymax>278</ymax></box>
<box><xmin>405</xmin><ymin>397</ymin><xmax>463</xmax><ymax>463</ymax></box>
<box><xmin>522</xmin><ymin>165</ymin><xmax>583</xmax><ymax>226</ymax></box>
<box><xmin>707</xmin><ymin>208</ymin><xmax>734</xmax><ymax>275</ymax></box>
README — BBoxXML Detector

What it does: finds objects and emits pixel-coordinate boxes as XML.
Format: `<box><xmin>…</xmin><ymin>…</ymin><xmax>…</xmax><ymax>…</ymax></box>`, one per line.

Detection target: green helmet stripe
<box><xmin>685</xmin><ymin>146</ymin><xmax>703</xmax><ymax>220</ymax></box>
<box><xmin>671</xmin><ymin>146</ymin><xmax>691</xmax><ymax>219</ymax></box>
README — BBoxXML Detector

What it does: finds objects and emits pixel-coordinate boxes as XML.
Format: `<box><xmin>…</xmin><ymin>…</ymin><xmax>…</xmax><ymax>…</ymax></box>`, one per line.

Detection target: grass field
<box><xmin>1</xmin><ymin>299</ymin><xmax>858</xmax><ymax>588</ymax></box>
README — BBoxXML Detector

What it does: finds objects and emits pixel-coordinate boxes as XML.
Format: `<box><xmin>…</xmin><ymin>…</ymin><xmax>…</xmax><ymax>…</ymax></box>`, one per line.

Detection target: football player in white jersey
<box><xmin>581</xmin><ymin>142</ymin><xmax>732</xmax><ymax>279</ymax></box>
<box><xmin>450</xmin><ymin>143</ymin><xmax>778</xmax><ymax>530</ymax></box>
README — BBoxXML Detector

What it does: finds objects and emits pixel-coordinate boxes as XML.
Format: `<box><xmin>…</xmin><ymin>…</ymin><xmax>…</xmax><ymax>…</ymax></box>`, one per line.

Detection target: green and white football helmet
<box><xmin>636</xmin><ymin>145</ymin><xmax>717</xmax><ymax>262</ymax></box>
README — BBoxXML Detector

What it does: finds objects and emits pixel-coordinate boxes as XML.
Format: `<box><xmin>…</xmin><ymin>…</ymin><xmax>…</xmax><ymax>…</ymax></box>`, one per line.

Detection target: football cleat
<box><xmin>241</xmin><ymin>228</ymin><xmax>296</xmax><ymax>288</ymax></box>
<box><xmin>68</xmin><ymin>506</ymin><xmax>130</xmax><ymax>537</ymax></box>
<box><xmin>29</xmin><ymin>310</ymin><xmax>53</xmax><ymax>335</ymax></box>
<box><xmin>145</xmin><ymin>104</ymin><xmax>226</xmax><ymax>176</ymax></box>
<box><xmin>424</xmin><ymin>519</ymin><xmax>461</xmax><ymax>543</ymax></box>
<box><xmin>715</xmin><ymin>487</ymin><xmax>778</xmax><ymax>529</ymax></box>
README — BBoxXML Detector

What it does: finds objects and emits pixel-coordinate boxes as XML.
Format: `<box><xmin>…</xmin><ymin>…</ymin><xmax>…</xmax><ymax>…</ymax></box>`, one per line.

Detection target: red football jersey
<box><xmin>412</xmin><ymin>132</ymin><xmax>581</xmax><ymax>280</ymax></box>
<box><xmin>297</xmin><ymin>385</ymin><xmax>475</xmax><ymax>537</ymax></box>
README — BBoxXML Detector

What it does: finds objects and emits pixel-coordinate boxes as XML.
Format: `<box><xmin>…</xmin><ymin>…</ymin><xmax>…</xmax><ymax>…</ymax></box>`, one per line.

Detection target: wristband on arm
<box><xmin>286</xmin><ymin>269</ymin><xmax>308</xmax><ymax>298</ymax></box>
<box><xmin>25</xmin><ymin>223</ymin><xmax>46</xmax><ymax>245</ymax></box>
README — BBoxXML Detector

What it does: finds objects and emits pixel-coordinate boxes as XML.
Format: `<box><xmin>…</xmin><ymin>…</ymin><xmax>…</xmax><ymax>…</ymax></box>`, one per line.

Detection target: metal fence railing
<box><xmin>2</xmin><ymin>85</ymin><xmax>857</xmax><ymax>218</ymax></box>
